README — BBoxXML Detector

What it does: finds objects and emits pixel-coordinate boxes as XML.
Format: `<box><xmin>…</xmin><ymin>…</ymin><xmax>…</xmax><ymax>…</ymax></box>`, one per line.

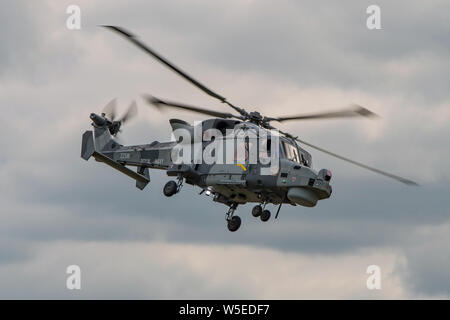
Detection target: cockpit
<box><xmin>281</xmin><ymin>140</ymin><xmax>312</xmax><ymax>168</ymax></box>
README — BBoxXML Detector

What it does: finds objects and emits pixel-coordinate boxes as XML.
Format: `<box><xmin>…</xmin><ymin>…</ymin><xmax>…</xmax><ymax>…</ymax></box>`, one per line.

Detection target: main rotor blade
<box><xmin>271</xmin><ymin>105</ymin><xmax>378</xmax><ymax>122</ymax></box>
<box><xmin>118</xmin><ymin>100</ymin><xmax>138</xmax><ymax>124</ymax></box>
<box><xmin>102</xmin><ymin>26</ymin><xmax>248</xmax><ymax>117</ymax></box>
<box><xmin>102</xmin><ymin>98</ymin><xmax>117</xmax><ymax>121</ymax></box>
<box><xmin>291</xmin><ymin>136</ymin><xmax>418</xmax><ymax>185</ymax></box>
<box><xmin>144</xmin><ymin>95</ymin><xmax>242</xmax><ymax>119</ymax></box>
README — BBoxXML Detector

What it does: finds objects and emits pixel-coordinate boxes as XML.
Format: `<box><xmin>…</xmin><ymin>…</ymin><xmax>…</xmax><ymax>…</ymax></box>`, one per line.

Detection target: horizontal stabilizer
<box><xmin>92</xmin><ymin>151</ymin><xmax>150</xmax><ymax>190</ymax></box>
<box><xmin>82</xmin><ymin>130</ymin><xmax>150</xmax><ymax>190</ymax></box>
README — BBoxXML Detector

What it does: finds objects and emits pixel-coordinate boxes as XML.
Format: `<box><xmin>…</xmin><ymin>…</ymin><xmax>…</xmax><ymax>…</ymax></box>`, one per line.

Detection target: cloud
<box><xmin>0</xmin><ymin>241</ymin><xmax>410</xmax><ymax>299</ymax></box>
<box><xmin>0</xmin><ymin>0</ymin><xmax>449</xmax><ymax>298</ymax></box>
<box><xmin>401</xmin><ymin>223</ymin><xmax>450</xmax><ymax>297</ymax></box>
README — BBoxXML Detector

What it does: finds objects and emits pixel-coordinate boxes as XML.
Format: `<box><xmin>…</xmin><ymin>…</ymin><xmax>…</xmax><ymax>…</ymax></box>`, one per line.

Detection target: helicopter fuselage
<box><xmin>81</xmin><ymin>116</ymin><xmax>332</xmax><ymax>208</ymax></box>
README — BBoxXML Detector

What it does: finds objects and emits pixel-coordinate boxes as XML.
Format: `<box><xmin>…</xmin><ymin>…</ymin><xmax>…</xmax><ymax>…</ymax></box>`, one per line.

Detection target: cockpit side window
<box><xmin>298</xmin><ymin>146</ymin><xmax>312</xmax><ymax>168</ymax></box>
<box><xmin>282</xmin><ymin>141</ymin><xmax>299</xmax><ymax>163</ymax></box>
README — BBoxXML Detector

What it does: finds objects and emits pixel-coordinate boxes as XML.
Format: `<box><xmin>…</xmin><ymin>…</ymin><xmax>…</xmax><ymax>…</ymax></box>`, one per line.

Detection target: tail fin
<box><xmin>81</xmin><ymin>124</ymin><xmax>117</xmax><ymax>160</ymax></box>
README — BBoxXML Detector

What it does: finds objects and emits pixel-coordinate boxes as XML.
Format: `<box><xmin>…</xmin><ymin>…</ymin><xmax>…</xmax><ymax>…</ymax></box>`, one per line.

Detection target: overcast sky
<box><xmin>0</xmin><ymin>0</ymin><xmax>449</xmax><ymax>299</ymax></box>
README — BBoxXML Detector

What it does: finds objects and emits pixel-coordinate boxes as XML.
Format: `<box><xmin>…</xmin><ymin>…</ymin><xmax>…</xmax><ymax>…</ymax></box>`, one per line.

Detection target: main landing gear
<box><xmin>251</xmin><ymin>204</ymin><xmax>271</xmax><ymax>222</ymax></box>
<box><xmin>163</xmin><ymin>175</ymin><xmax>183</xmax><ymax>197</ymax></box>
<box><xmin>226</xmin><ymin>203</ymin><xmax>241</xmax><ymax>232</ymax></box>
<box><xmin>222</xmin><ymin>202</ymin><xmax>275</xmax><ymax>232</ymax></box>
<box><xmin>226</xmin><ymin>203</ymin><xmax>272</xmax><ymax>232</ymax></box>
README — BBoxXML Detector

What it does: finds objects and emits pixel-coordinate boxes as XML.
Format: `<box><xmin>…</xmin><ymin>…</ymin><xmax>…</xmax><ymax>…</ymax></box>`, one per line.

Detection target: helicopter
<box><xmin>81</xmin><ymin>26</ymin><xmax>417</xmax><ymax>232</ymax></box>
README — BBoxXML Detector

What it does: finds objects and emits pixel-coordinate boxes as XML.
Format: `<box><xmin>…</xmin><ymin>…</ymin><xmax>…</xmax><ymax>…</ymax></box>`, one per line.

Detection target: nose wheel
<box><xmin>252</xmin><ymin>204</ymin><xmax>271</xmax><ymax>222</ymax></box>
<box><xmin>252</xmin><ymin>205</ymin><xmax>262</xmax><ymax>217</ymax></box>
<box><xmin>260</xmin><ymin>210</ymin><xmax>271</xmax><ymax>222</ymax></box>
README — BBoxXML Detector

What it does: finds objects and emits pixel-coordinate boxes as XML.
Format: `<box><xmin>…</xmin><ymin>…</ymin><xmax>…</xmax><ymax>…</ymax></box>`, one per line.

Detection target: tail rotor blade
<box><xmin>119</xmin><ymin>100</ymin><xmax>138</xmax><ymax>124</ymax></box>
<box><xmin>102</xmin><ymin>98</ymin><xmax>117</xmax><ymax>120</ymax></box>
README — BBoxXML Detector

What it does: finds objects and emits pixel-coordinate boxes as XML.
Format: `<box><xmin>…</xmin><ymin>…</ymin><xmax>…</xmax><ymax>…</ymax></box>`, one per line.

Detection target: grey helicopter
<box><xmin>81</xmin><ymin>26</ymin><xmax>417</xmax><ymax>232</ymax></box>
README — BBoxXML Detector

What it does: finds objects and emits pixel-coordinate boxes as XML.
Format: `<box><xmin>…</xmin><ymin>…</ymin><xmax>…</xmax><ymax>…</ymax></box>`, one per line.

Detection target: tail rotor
<box><xmin>99</xmin><ymin>99</ymin><xmax>138</xmax><ymax>137</ymax></box>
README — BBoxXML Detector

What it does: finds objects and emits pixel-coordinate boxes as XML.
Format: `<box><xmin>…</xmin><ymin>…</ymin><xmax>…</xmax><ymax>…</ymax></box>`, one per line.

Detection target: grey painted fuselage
<box><xmin>81</xmin><ymin>116</ymin><xmax>332</xmax><ymax>208</ymax></box>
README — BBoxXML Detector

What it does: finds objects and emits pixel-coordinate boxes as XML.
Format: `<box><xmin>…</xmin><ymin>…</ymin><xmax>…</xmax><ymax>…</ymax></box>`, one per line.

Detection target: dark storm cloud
<box><xmin>400</xmin><ymin>225</ymin><xmax>450</xmax><ymax>297</ymax></box>
<box><xmin>90</xmin><ymin>0</ymin><xmax>450</xmax><ymax>104</ymax></box>
<box><xmin>0</xmin><ymin>0</ymin><xmax>449</xmax><ymax>298</ymax></box>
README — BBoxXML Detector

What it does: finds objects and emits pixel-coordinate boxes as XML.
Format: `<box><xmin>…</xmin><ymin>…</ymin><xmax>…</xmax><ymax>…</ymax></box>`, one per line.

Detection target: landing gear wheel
<box><xmin>163</xmin><ymin>180</ymin><xmax>178</xmax><ymax>197</ymax></box>
<box><xmin>260</xmin><ymin>210</ymin><xmax>271</xmax><ymax>222</ymax></box>
<box><xmin>252</xmin><ymin>205</ymin><xmax>262</xmax><ymax>217</ymax></box>
<box><xmin>227</xmin><ymin>216</ymin><xmax>241</xmax><ymax>232</ymax></box>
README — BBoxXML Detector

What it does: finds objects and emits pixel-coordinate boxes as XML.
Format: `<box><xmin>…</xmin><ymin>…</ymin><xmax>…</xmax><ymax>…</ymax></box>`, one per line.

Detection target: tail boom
<box><xmin>81</xmin><ymin>127</ymin><xmax>174</xmax><ymax>190</ymax></box>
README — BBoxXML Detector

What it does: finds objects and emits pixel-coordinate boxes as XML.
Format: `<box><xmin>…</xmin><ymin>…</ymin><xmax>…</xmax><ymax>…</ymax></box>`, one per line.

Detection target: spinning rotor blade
<box><xmin>118</xmin><ymin>100</ymin><xmax>138</xmax><ymax>124</ymax></box>
<box><xmin>144</xmin><ymin>95</ymin><xmax>241</xmax><ymax>119</ymax></box>
<box><xmin>99</xmin><ymin>99</ymin><xmax>137</xmax><ymax>139</ymax></box>
<box><xmin>290</xmin><ymin>135</ymin><xmax>418</xmax><ymax>186</ymax></box>
<box><xmin>102</xmin><ymin>26</ymin><xmax>248</xmax><ymax>117</ymax></box>
<box><xmin>102</xmin><ymin>98</ymin><xmax>117</xmax><ymax>120</ymax></box>
<box><xmin>271</xmin><ymin>105</ymin><xmax>378</xmax><ymax>122</ymax></box>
